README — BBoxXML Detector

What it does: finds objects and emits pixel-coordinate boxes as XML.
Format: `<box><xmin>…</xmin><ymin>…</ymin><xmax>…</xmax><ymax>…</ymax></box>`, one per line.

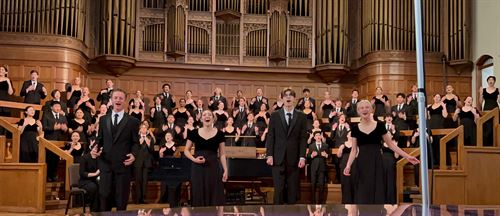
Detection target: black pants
<box><xmin>134</xmin><ymin>166</ymin><xmax>149</xmax><ymax>203</ymax></box>
<box><xmin>271</xmin><ymin>163</ymin><xmax>300</xmax><ymax>204</ymax></box>
<box><xmin>99</xmin><ymin>169</ymin><xmax>131</xmax><ymax>211</ymax></box>
<box><xmin>310</xmin><ymin>169</ymin><xmax>326</xmax><ymax>204</ymax></box>
<box><xmin>80</xmin><ymin>181</ymin><xmax>99</xmax><ymax>212</ymax></box>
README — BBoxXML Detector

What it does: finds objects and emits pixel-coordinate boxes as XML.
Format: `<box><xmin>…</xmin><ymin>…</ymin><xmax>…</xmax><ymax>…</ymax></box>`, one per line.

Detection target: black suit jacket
<box><xmin>97</xmin><ymin>113</ymin><xmax>140</xmax><ymax>173</ymax></box>
<box><xmin>79</xmin><ymin>154</ymin><xmax>99</xmax><ymax>186</ymax></box>
<box><xmin>266</xmin><ymin>109</ymin><xmax>307</xmax><ymax>166</ymax></box>
<box><xmin>42</xmin><ymin>112</ymin><xmax>68</xmax><ymax>141</ymax></box>
<box><xmin>249</xmin><ymin>97</ymin><xmax>269</xmax><ymax>114</ymax></box>
<box><xmin>391</xmin><ymin>104</ymin><xmax>410</xmax><ymax>130</ymax></box>
<box><xmin>97</xmin><ymin>88</ymin><xmax>113</xmax><ymax>105</ymax></box>
<box><xmin>296</xmin><ymin>97</ymin><xmax>316</xmax><ymax>111</ymax></box>
<box><xmin>233</xmin><ymin>107</ymin><xmax>248</xmax><ymax>129</ymax></box>
<box><xmin>209</xmin><ymin>95</ymin><xmax>228</xmax><ymax>111</ymax></box>
<box><xmin>134</xmin><ymin>134</ymin><xmax>155</xmax><ymax>168</ymax></box>
<box><xmin>159</xmin><ymin>92</ymin><xmax>176</xmax><ymax>113</ymax></box>
<box><xmin>307</xmin><ymin>142</ymin><xmax>329</xmax><ymax>172</ymax></box>
<box><xmin>150</xmin><ymin>105</ymin><xmax>168</xmax><ymax>129</ymax></box>
<box><xmin>20</xmin><ymin>80</ymin><xmax>47</xmax><ymax>104</ymax></box>
<box><xmin>329</xmin><ymin>107</ymin><xmax>345</xmax><ymax>124</ymax></box>
<box><xmin>330</xmin><ymin>125</ymin><xmax>349</xmax><ymax>148</ymax></box>
<box><xmin>346</xmin><ymin>99</ymin><xmax>359</xmax><ymax>118</ymax></box>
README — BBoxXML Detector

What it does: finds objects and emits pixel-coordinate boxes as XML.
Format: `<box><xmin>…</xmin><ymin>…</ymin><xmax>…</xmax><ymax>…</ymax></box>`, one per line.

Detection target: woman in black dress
<box><xmin>272</xmin><ymin>93</ymin><xmax>284</xmax><ymax>112</ymax></box>
<box><xmin>481</xmin><ymin>76</ymin><xmax>499</xmax><ymax>146</ymax></box>
<box><xmin>128</xmin><ymin>90</ymin><xmax>145</xmax><ymax>111</ymax></box>
<box><xmin>343</xmin><ymin>100</ymin><xmax>419</xmax><ymax>205</ymax></box>
<box><xmin>320</xmin><ymin>91</ymin><xmax>335</xmax><ymax>118</ymax></box>
<box><xmin>213</xmin><ymin>101</ymin><xmax>228</xmax><ymax>130</ymax></box>
<box><xmin>64</xmin><ymin>131</ymin><xmax>85</xmax><ymax>163</ymax></box>
<box><xmin>67</xmin><ymin>77</ymin><xmax>82</xmax><ymax>109</ymax></box>
<box><xmin>255</xmin><ymin>103</ymin><xmax>270</xmax><ymax>134</ymax></box>
<box><xmin>17</xmin><ymin>106</ymin><xmax>44</xmax><ymax>162</ymax></box>
<box><xmin>427</xmin><ymin>94</ymin><xmax>447</xmax><ymax>166</ymax></box>
<box><xmin>0</xmin><ymin>65</ymin><xmax>14</xmax><ymax>117</ymax></box>
<box><xmin>223</xmin><ymin>117</ymin><xmax>240</xmax><ymax>146</ymax></box>
<box><xmin>442</xmin><ymin>85</ymin><xmax>460</xmax><ymax>128</ymax></box>
<box><xmin>382</xmin><ymin>115</ymin><xmax>398</xmax><ymax>204</ymax></box>
<box><xmin>79</xmin><ymin>145</ymin><xmax>100</xmax><ymax>212</ymax></box>
<box><xmin>303</xmin><ymin>100</ymin><xmax>317</xmax><ymax>132</ymax></box>
<box><xmin>184</xmin><ymin>110</ymin><xmax>227</xmax><ymax>207</ymax></box>
<box><xmin>453</xmin><ymin>96</ymin><xmax>480</xmax><ymax>146</ymax></box>
<box><xmin>129</xmin><ymin>99</ymin><xmax>144</xmax><ymax>122</ymax></box>
<box><xmin>69</xmin><ymin>108</ymin><xmax>90</xmax><ymax>144</ymax></box>
<box><xmin>337</xmin><ymin>132</ymin><xmax>356</xmax><ymax>204</ymax></box>
<box><xmin>184</xmin><ymin>90</ymin><xmax>197</xmax><ymax>116</ymax></box>
<box><xmin>182</xmin><ymin>117</ymin><xmax>197</xmax><ymax>146</ymax></box>
<box><xmin>75</xmin><ymin>87</ymin><xmax>96</xmax><ymax>122</ymax></box>
<box><xmin>173</xmin><ymin>98</ymin><xmax>191</xmax><ymax>127</ymax></box>
<box><xmin>372</xmin><ymin>87</ymin><xmax>390</xmax><ymax>118</ymax></box>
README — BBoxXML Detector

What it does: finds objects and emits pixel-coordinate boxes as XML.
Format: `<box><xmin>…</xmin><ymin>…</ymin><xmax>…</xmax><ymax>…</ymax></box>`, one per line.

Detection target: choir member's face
<box><xmin>407</xmin><ymin>95</ymin><xmax>413</xmax><ymax>103</ymax></box>
<box><xmin>53</xmin><ymin>91</ymin><xmax>61</xmax><ymax>100</ymax></box>
<box><xmin>314</xmin><ymin>133</ymin><xmax>322</xmax><ymax>142</ymax></box>
<box><xmin>187</xmin><ymin>117</ymin><xmax>194</xmax><ymax>124</ymax></box>
<box><xmin>180</xmin><ymin>99</ymin><xmax>186</xmax><ymax>107</ymax></box>
<box><xmin>141</xmin><ymin>121</ymin><xmax>150</xmax><ymax>128</ymax></box>
<box><xmin>0</xmin><ymin>66</ymin><xmax>6</xmax><ymax>76</ymax></box>
<box><xmin>112</xmin><ymin>91</ymin><xmax>126</xmax><ymax>112</ymax></box>
<box><xmin>227</xmin><ymin>117</ymin><xmax>234</xmax><ymax>125</ymax></box>
<box><xmin>335</xmin><ymin>100</ymin><xmax>342</xmax><ymax>107</ymax></box>
<box><xmin>397</xmin><ymin>95</ymin><xmax>404</xmax><ymax>104</ymax></box>
<box><xmin>74</xmin><ymin>77</ymin><xmax>81</xmax><ymax>85</ymax></box>
<box><xmin>339</xmin><ymin>115</ymin><xmax>346</xmax><ymax>123</ymax></box>
<box><xmin>202</xmin><ymin>111</ymin><xmax>214</xmax><ymax>125</ymax></box>
<box><xmin>218</xmin><ymin>102</ymin><xmax>225</xmax><ymax>110</ymax></box>
<box><xmin>385</xmin><ymin>116</ymin><xmax>393</xmax><ymax>124</ymax></box>
<box><xmin>25</xmin><ymin>107</ymin><xmax>35</xmax><ymax>117</ymax></box>
<box><xmin>411</xmin><ymin>85</ymin><xmax>418</xmax><ymax>92</ymax></box>
<box><xmin>71</xmin><ymin>132</ymin><xmax>81</xmax><ymax>142</ymax></box>
<box><xmin>488</xmin><ymin>77</ymin><xmax>496</xmax><ymax>86</ymax></box>
<box><xmin>356</xmin><ymin>101</ymin><xmax>372</xmax><ymax>118</ymax></box>
<box><xmin>106</xmin><ymin>80</ymin><xmax>114</xmax><ymax>88</ymax></box>
<box><xmin>139</xmin><ymin>125</ymin><xmax>148</xmax><ymax>134</ymax></box>
<box><xmin>134</xmin><ymin>100</ymin><xmax>140</xmax><ymax>107</ymax></box>
<box><xmin>197</xmin><ymin>99</ymin><xmax>203</xmax><ymax>107</ymax></box>
<box><xmin>186</xmin><ymin>91</ymin><xmax>192</xmax><ymax>98</ymax></box>
<box><xmin>433</xmin><ymin>94</ymin><xmax>441</xmax><ymax>103</ymax></box>
<box><xmin>30</xmin><ymin>72</ymin><xmax>38</xmax><ymax>81</ymax></box>
<box><xmin>214</xmin><ymin>88</ymin><xmax>221</xmax><ymax>95</ymax></box>
<box><xmin>165</xmin><ymin>133</ymin><xmax>173</xmax><ymax>142</ymax></box>
<box><xmin>82</xmin><ymin>87</ymin><xmax>89</xmax><ymax>96</ymax></box>
<box><xmin>136</xmin><ymin>90</ymin><xmax>142</xmax><ymax>98</ymax></box>
<box><xmin>376</xmin><ymin>87</ymin><xmax>382</xmax><ymax>95</ymax></box>
<box><xmin>52</xmin><ymin>104</ymin><xmax>61</xmax><ymax>113</ymax></box>
<box><xmin>324</xmin><ymin>91</ymin><xmax>331</xmax><ymax>99</ymax></box>
<box><xmin>304</xmin><ymin>100</ymin><xmax>311</xmax><ymax>108</ymax></box>
<box><xmin>75</xmin><ymin>110</ymin><xmax>84</xmax><ymax>119</ymax></box>
<box><xmin>260</xmin><ymin>103</ymin><xmax>267</xmax><ymax>111</ymax></box>
<box><xmin>256</xmin><ymin>88</ymin><xmax>263</xmax><ymax>96</ymax></box>
<box><xmin>446</xmin><ymin>85</ymin><xmax>454</xmax><ymax>93</ymax></box>
<box><xmin>99</xmin><ymin>104</ymin><xmax>108</xmax><ymax>114</ymax></box>
<box><xmin>239</xmin><ymin>98</ymin><xmax>245</xmax><ymax>106</ymax></box>
<box><xmin>155</xmin><ymin>97</ymin><xmax>162</xmax><ymax>104</ymax></box>
<box><xmin>163</xmin><ymin>85</ymin><xmax>170</xmax><ymax>93</ymax></box>
<box><xmin>303</xmin><ymin>91</ymin><xmax>310</xmax><ymax>97</ymax></box>
<box><xmin>313</xmin><ymin>120</ymin><xmax>320</xmax><ymax>128</ymax></box>
<box><xmin>465</xmin><ymin>97</ymin><xmax>473</xmax><ymax>106</ymax></box>
<box><xmin>167</xmin><ymin>115</ymin><xmax>175</xmax><ymax>123</ymax></box>
<box><xmin>283</xmin><ymin>91</ymin><xmax>295</xmax><ymax>108</ymax></box>
<box><xmin>247</xmin><ymin>113</ymin><xmax>254</xmax><ymax>121</ymax></box>
<box><xmin>237</xmin><ymin>91</ymin><xmax>243</xmax><ymax>97</ymax></box>
<box><xmin>352</xmin><ymin>91</ymin><xmax>358</xmax><ymax>98</ymax></box>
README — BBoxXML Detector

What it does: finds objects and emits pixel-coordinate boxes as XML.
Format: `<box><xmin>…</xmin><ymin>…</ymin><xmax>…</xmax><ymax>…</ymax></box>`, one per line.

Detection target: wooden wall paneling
<box><xmin>465</xmin><ymin>148</ymin><xmax>500</xmax><ymax>205</ymax></box>
<box><xmin>432</xmin><ymin>170</ymin><xmax>466</xmax><ymax>205</ymax></box>
<box><xmin>0</xmin><ymin>163</ymin><xmax>46</xmax><ymax>213</ymax></box>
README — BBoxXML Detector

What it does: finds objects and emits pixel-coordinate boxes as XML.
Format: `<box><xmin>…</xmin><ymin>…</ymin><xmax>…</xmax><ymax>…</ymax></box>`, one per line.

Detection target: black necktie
<box><xmin>114</xmin><ymin>114</ymin><xmax>119</xmax><ymax>126</ymax></box>
<box><xmin>317</xmin><ymin>143</ymin><xmax>321</xmax><ymax>150</ymax></box>
<box><xmin>286</xmin><ymin>113</ymin><xmax>292</xmax><ymax>125</ymax></box>
<box><xmin>55</xmin><ymin>113</ymin><xmax>59</xmax><ymax>120</ymax></box>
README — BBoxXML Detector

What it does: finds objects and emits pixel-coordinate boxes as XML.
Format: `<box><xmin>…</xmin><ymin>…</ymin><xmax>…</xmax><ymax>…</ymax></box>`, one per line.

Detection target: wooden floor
<box><xmin>0</xmin><ymin>204</ymin><xmax>167</xmax><ymax>216</ymax></box>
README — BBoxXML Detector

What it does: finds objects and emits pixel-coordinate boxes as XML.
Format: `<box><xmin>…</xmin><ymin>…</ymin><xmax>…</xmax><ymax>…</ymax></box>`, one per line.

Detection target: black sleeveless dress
<box><xmin>130</xmin><ymin>111</ymin><xmax>143</xmax><ymax>121</ymax></box>
<box><xmin>443</xmin><ymin>98</ymin><xmax>458</xmax><ymax>128</ymax></box>
<box><xmin>68</xmin><ymin>89</ymin><xmax>82</xmax><ymax>109</ymax></box>
<box><xmin>373</xmin><ymin>95</ymin><xmax>389</xmax><ymax>117</ymax></box>
<box><xmin>305</xmin><ymin>111</ymin><xmax>314</xmax><ymax>131</ymax></box>
<box><xmin>223</xmin><ymin>128</ymin><xmax>237</xmax><ymax>146</ymax></box>
<box><xmin>174</xmin><ymin>110</ymin><xmax>189</xmax><ymax>127</ymax></box>
<box><xmin>0</xmin><ymin>80</ymin><xmax>12</xmax><ymax>116</ymax></box>
<box><xmin>482</xmin><ymin>88</ymin><xmax>498</xmax><ymax>146</ymax></box>
<box><xmin>458</xmin><ymin>109</ymin><xmax>476</xmax><ymax>146</ymax></box>
<box><xmin>214</xmin><ymin>113</ymin><xmax>228</xmax><ymax>130</ymax></box>
<box><xmin>340</xmin><ymin>146</ymin><xmax>356</xmax><ymax>204</ymax></box>
<box><xmin>187</xmin><ymin>129</ymin><xmax>226</xmax><ymax>206</ymax></box>
<box><xmin>18</xmin><ymin>119</ymin><xmax>40</xmax><ymax>163</ymax></box>
<box><xmin>255</xmin><ymin>112</ymin><xmax>270</xmax><ymax>133</ymax></box>
<box><xmin>322</xmin><ymin>103</ymin><xmax>334</xmax><ymax>118</ymax></box>
<box><xmin>350</xmin><ymin>121</ymin><xmax>387</xmax><ymax>204</ymax></box>
<box><xmin>428</xmin><ymin>105</ymin><xmax>444</xmax><ymax>166</ymax></box>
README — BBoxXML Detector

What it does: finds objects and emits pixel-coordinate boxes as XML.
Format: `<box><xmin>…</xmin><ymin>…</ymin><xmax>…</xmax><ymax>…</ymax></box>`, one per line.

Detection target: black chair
<box><xmin>65</xmin><ymin>164</ymin><xmax>86</xmax><ymax>215</ymax></box>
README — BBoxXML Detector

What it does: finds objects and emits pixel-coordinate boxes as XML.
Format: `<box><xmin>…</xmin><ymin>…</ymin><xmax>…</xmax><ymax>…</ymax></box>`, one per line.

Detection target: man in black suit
<box><xmin>194</xmin><ymin>99</ymin><xmax>204</xmax><ymax>127</ymax></box>
<box><xmin>329</xmin><ymin>100</ymin><xmax>345</xmax><ymax>124</ymax></box>
<box><xmin>345</xmin><ymin>89</ymin><xmax>359</xmax><ymax>118</ymax></box>
<box><xmin>330</xmin><ymin>114</ymin><xmax>349</xmax><ymax>183</ymax></box>
<box><xmin>266</xmin><ymin>88</ymin><xmax>307</xmax><ymax>204</ymax></box>
<box><xmin>208</xmin><ymin>87</ymin><xmax>228</xmax><ymax>111</ymax></box>
<box><xmin>150</xmin><ymin>96</ymin><xmax>168</xmax><ymax>129</ymax></box>
<box><xmin>20</xmin><ymin>70</ymin><xmax>47</xmax><ymax>105</ymax></box>
<box><xmin>241</xmin><ymin>113</ymin><xmax>258</xmax><ymax>147</ymax></box>
<box><xmin>249</xmin><ymin>88</ymin><xmax>269</xmax><ymax>114</ymax></box>
<box><xmin>308</xmin><ymin>131</ymin><xmax>330</xmax><ymax>204</ymax></box>
<box><xmin>296</xmin><ymin>88</ymin><xmax>316</xmax><ymax>111</ymax></box>
<box><xmin>391</xmin><ymin>93</ymin><xmax>410</xmax><ymax>147</ymax></box>
<box><xmin>42</xmin><ymin>101</ymin><xmax>69</xmax><ymax>182</ymax></box>
<box><xmin>233</xmin><ymin>98</ymin><xmax>248</xmax><ymax>129</ymax></box>
<box><xmin>407</xmin><ymin>85</ymin><xmax>419</xmax><ymax>129</ymax></box>
<box><xmin>94</xmin><ymin>89</ymin><xmax>140</xmax><ymax>211</ymax></box>
<box><xmin>159</xmin><ymin>84</ymin><xmax>176</xmax><ymax>113</ymax></box>
<box><xmin>97</xmin><ymin>79</ymin><xmax>114</xmax><ymax>107</ymax></box>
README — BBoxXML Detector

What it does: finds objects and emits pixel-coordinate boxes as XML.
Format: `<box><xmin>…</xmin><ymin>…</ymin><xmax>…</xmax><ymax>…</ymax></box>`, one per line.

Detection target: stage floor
<box><xmin>83</xmin><ymin>204</ymin><xmax>499</xmax><ymax>216</ymax></box>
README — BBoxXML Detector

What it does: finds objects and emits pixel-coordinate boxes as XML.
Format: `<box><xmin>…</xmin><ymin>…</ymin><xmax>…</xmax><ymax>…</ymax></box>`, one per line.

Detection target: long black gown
<box><xmin>0</xmin><ymin>79</ymin><xmax>12</xmax><ymax>116</ymax></box>
<box><xmin>443</xmin><ymin>98</ymin><xmax>459</xmax><ymax>128</ymax></box>
<box><xmin>321</xmin><ymin>103</ymin><xmax>334</xmax><ymax>118</ymax></box>
<box><xmin>482</xmin><ymin>88</ymin><xmax>498</xmax><ymax>146</ymax></box>
<box><xmin>69</xmin><ymin>119</ymin><xmax>89</xmax><ymax>144</ymax></box>
<box><xmin>350</xmin><ymin>121</ymin><xmax>387</xmax><ymax>204</ymax></box>
<box><xmin>339</xmin><ymin>146</ymin><xmax>356</xmax><ymax>204</ymax></box>
<box><xmin>373</xmin><ymin>96</ymin><xmax>389</xmax><ymax>118</ymax></box>
<box><xmin>174</xmin><ymin>110</ymin><xmax>189</xmax><ymax>127</ymax></box>
<box><xmin>381</xmin><ymin>146</ymin><xmax>397</xmax><ymax>204</ymax></box>
<box><xmin>458</xmin><ymin>109</ymin><xmax>476</xmax><ymax>146</ymax></box>
<box><xmin>305</xmin><ymin>111</ymin><xmax>314</xmax><ymax>131</ymax></box>
<box><xmin>187</xmin><ymin>129</ymin><xmax>225</xmax><ymax>206</ymax></box>
<box><xmin>18</xmin><ymin>119</ymin><xmax>40</xmax><ymax>163</ymax></box>
<box><xmin>214</xmin><ymin>113</ymin><xmax>228</xmax><ymax>130</ymax></box>
<box><xmin>130</xmin><ymin>111</ymin><xmax>143</xmax><ymax>121</ymax></box>
<box><xmin>428</xmin><ymin>105</ymin><xmax>444</xmax><ymax>167</ymax></box>
<box><xmin>67</xmin><ymin>89</ymin><xmax>82</xmax><ymax>109</ymax></box>
<box><xmin>223</xmin><ymin>128</ymin><xmax>237</xmax><ymax>146</ymax></box>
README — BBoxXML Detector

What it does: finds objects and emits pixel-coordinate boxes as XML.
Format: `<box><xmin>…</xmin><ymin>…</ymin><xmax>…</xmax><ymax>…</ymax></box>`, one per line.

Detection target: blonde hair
<box><xmin>356</xmin><ymin>100</ymin><xmax>373</xmax><ymax>113</ymax></box>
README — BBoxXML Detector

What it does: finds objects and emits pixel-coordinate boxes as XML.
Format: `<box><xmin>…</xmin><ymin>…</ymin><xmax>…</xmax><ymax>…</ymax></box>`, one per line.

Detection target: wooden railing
<box><xmin>38</xmin><ymin>137</ymin><xmax>73</xmax><ymax>194</ymax></box>
<box><xmin>0</xmin><ymin>117</ymin><xmax>21</xmax><ymax>163</ymax></box>
<box><xmin>476</xmin><ymin>107</ymin><xmax>499</xmax><ymax>147</ymax></box>
<box><xmin>396</xmin><ymin>147</ymin><xmax>420</xmax><ymax>202</ymax></box>
<box><xmin>439</xmin><ymin>126</ymin><xmax>464</xmax><ymax>170</ymax></box>
<box><xmin>0</xmin><ymin>100</ymin><xmax>43</xmax><ymax>118</ymax></box>
<box><xmin>0</xmin><ymin>135</ymin><xmax>5</xmax><ymax>163</ymax></box>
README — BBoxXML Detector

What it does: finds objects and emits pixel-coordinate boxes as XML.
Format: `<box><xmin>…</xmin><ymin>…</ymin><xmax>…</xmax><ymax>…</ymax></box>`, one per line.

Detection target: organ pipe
<box><xmin>315</xmin><ymin>0</ymin><xmax>348</xmax><ymax>65</ymax></box>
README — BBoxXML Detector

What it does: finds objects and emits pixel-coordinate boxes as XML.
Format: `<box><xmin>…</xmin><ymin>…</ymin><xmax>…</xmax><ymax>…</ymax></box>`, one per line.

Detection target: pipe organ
<box><xmin>0</xmin><ymin>0</ymin><xmax>472</xmax><ymax>80</ymax></box>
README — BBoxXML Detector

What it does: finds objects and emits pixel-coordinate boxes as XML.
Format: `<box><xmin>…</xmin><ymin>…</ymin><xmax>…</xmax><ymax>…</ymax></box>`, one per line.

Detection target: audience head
<box><xmin>303</xmin><ymin>88</ymin><xmax>310</xmax><ymax>97</ymax></box>
<box><xmin>30</xmin><ymin>70</ymin><xmax>39</xmax><ymax>81</ymax></box>
<box><xmin>51</xmin><ymin>89</ymin><xmax>61</xmax><ymax>100</ymax></box>
<box><xmin>281</xmin><ymin>88</ymin><xmax>296</xmax><ymax>109</ymax></box>
<box><xmin>111</xmin><ymin>89</ymin><xmax>127</xmax><ymax>112</ymax></box>
<box><xmin>162</xmin><ymin>84</ymin><xmax>171</xmax><ymax>93</ymax></box>
<box><xmin>352</xmin><ymin>89</ymin><xmax>359</xmax><ymax>98</ymax></box>
<box><xmin>51</xmin><ymin>101</ymin><xmax>62</xmax><ymax>113</ymax></box>
<box><xmin>106</xmin><ymin>79</ymin><xmax>114</xmax><ymax>88</ymax></box>
<box><xmin>487</xmin><ymin>76</ymin><xmax>496</xmax><ymax>86</ymax></box>
<box><xmin>70</xmin><ymin>131</ymin><xmax>81</xmax><ymax>142</ymax></box>
<box><xmin>24</xmin><ymin>106</ymin><xmax>35</xmax><ymax>117</ymax></box>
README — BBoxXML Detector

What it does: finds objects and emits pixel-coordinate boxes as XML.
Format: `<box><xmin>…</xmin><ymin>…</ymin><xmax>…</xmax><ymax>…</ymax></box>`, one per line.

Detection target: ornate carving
<box><xmin>188</xmin><ymin>20</ymin><xmax>212</xmax><ymax>31</ymax></box>
<box><xmin>94</xmin><ymin>55</ymin><xmax>137</xmax><ymax>77</ymax></box>
<box><xmin>269</xmin><ymin>0</ymin><xmax>289</xmax><ymax>13</ymax></box>
<box><xmin>188</xmin><ymin>11</ymin><xmax>212</xmax><ymax>21</ymax></box>
<box><xmin>139</xmin><ymin>18</ymin><xmax>165</xmax><ymax>26</ymax></box>
<box><xmin>0</xmin><ymin>32</ymin><xmax>89</xmax><ymax>56</ymax></box>
<box><xmin>243</xmin><ymin>15</ymin><xmax>268</xmax><ymax>24</ymax></box>
<box><xmin>289</xmin><ymin>16</ymin><xmax>313</xmax><ymax>26</ymax></box>
<box><xmin>139</xmin><ymin>8</ymin><xmax>166</xmax><ymax>18</ymax></box>
<box><xmin>243</xmin><ymin>23</ymin><xmax>267</xmax><ymax>35</ymax></box>
<box><xmin>290</xmin><ymin>25</ymin><xmax>312</xmax><ymax>38</ymax></box>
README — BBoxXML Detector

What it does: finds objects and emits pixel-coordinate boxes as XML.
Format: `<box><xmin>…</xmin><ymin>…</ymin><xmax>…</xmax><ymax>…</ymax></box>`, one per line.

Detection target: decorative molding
<box><xmin>243</xmin><ymin>15</ymin><xmax>268</xmax><ymax>24</ymax></box>
<box><xmin>187</xmin><ymin>20</ymin><xmax>212</xmax><ymax>31</ymax></box>
<box><xmin>243</xmin><ymin>23</ymin><xmax>267</xmax><ymax>35</ymax></box>
<box><xmin>288</xmin><ymin>16</ymin><xmax>313</xmax><ymax>26</ymax></box>
<box><xmin>289</xmin><ymin>25</ymin><xmax>312</xmax><ymax>38</ymax></box>
<box><xmin>139</xmin><ymin>8</ymin><xmax>166</xmax><ymax>18</ymax></box>
<box><xmin>187</xmin><ymin>11</ymin><xmax>212</xmax><ymax>21</ymax></box>
<box><xmin>354</xmin><ymin>51</ymin><xmax>444</xmax><ymax>69</ymax></box>
<box><xmin>139</xmin><ymin>17</ymin><xmax>165</xmax><ymax>26</ymax></box>
<box><xmin>269</xmin><ymin>0</ymin><xmax>289</xmax><ymax>13</ymax></box>
<box><xmin>0</xmin><ymin>32</ymin><xmax>89</xmax><ymax>57</ymax></box>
